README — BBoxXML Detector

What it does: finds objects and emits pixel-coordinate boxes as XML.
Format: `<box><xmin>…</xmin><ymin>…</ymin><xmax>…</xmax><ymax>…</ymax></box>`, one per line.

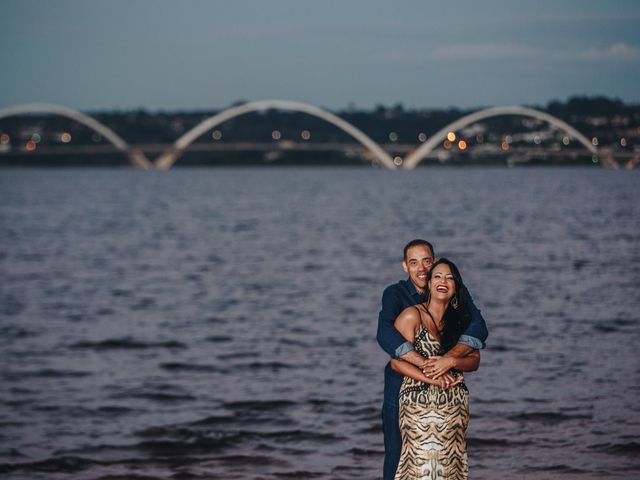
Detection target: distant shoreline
<box><xmin>0</xmin><ymin>161</ymin><xmax>608</xmax><ymax>169</ymax></box>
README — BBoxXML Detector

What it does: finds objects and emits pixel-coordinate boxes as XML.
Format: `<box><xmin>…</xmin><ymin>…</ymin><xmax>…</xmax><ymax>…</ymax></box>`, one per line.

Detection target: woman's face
<box><xmin>429</xmin><ymin>263</ymin><xmax>456</xmax><ymax>302</ymax></box>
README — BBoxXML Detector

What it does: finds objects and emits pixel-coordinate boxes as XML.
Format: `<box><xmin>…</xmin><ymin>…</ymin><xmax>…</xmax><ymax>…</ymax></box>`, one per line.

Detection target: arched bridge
<box><xmin>0</xmin><ymin>103</ymin><xmax>153</xmax><ymax>169</ymax></box>
<box><xmin>402</xmin><ymin>105</ymin><xmax>609</xmax><ymax>169</ymax></box>
<box><xmin>0</xmin><ymin>101</ymin><xmax>621</xmax><ymax>169</ymax></box>
<box><xmin>154</xmin><ymin>99</ymin><xmax>396</xmax><ymax>170</ymax></box>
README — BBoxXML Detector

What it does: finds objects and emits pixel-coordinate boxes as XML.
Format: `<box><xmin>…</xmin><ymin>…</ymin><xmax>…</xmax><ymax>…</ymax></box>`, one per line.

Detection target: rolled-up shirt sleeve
<box><xmin>457</xmin><ymin>334</ymin><xmax>485</xmax><ymax>350</ymax></box>
<box><xmin>395</xmin><ymin>340</ymin><xmax>414</xmax><ymax>358</ymax></box>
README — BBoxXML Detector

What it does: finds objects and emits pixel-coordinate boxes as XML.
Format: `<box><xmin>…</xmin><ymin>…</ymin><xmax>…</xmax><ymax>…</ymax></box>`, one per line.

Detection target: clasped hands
<box><xmin>422</xmin><ymin>355</ymin><xmax>463</xmax><ymax>389</ymax></box>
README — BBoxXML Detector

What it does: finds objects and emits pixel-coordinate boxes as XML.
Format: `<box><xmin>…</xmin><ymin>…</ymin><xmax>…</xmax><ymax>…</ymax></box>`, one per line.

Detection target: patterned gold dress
<box><xmin>394</xmin><ymin>325</ymin><xmax>469</xmax><ymax>480</ymax></box>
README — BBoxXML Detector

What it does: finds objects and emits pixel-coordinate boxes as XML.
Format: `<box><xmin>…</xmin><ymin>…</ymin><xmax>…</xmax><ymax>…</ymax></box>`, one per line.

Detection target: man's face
<box><xmin>402</xmin><ymin>245</ymin><xmax>434</xmax><ymax>293</ymax></box>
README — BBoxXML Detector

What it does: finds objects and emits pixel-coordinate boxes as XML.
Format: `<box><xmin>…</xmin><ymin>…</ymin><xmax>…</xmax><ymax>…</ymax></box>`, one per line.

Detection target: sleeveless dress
<box><xmin>394</xmin><ymin>325</ymin><xmax>469</xmax><ymax>480</ymax></box>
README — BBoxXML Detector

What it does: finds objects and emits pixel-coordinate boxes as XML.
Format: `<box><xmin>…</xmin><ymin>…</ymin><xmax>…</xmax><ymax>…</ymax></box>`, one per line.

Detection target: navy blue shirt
<box><xmin>376</xmin><ymin>278</ymin><xmax>488</xmax><ymax>405</ymax></box>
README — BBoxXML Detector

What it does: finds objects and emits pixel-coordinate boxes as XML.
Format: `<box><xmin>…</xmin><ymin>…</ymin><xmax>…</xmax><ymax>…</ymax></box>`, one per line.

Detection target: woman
<box><xmin>390</xmin><ymin>258</ymin><xmax>480</xmax><ymax>480</ymax></box>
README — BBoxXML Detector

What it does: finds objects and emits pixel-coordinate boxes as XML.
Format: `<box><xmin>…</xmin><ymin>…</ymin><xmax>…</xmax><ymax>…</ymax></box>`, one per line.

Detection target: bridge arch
<box><xmin>402</xmin><ymin>105</ymin><xmax>608</xmax><ymax>169</ymax></box>
<box><xmin>0</xmin><ymin>103</ymin><xmax>153</xmax><ymax>169</ymax></box>
<box><xmin>154</xmin><ymin>99</ymin><xmax>396</xmax><ymax>170</ymax></box>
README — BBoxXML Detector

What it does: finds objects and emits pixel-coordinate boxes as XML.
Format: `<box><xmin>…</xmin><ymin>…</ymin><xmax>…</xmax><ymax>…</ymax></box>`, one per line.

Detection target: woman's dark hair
<box><xmin>426</xmin><ymin>258</ymin><xmax>471</xmax><ymax>352</ymax></box>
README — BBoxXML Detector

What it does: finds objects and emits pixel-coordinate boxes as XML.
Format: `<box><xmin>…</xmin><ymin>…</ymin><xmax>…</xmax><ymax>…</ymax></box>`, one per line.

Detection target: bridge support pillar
<box><xmin>128</xmin><ymin>149</ymin><xmax>154</xmax><ymax>169</ymax></box>
<box><xmin>155</xmin><ymin>148</ymin><xmax>182</xmax><ymax>170</ymax></box>
<box><xmin>625</xmin><ymin>153</ymin><xmax>640</xmax><ymax>170</ymax></box>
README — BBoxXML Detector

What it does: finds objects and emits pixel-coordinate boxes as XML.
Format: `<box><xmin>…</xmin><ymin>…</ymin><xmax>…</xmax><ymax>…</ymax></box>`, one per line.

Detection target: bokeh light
<box><xmin>0</xmin><ymin>133</ymin><xmax>10</xmax><ymax>144</ymax></box>
<box><xmin>446</xmin><ymin>131</ymin><xmax>456</xmax><ymax>142</ymax></box>
<box><xmin>388</xmin><ymin>132</ymin><xmax>398</xmax><ymax>142</ymax></box>
<box><xmin>25</xmin><ymin>140</ymin><xmax>36</xmax><ymax>151</ymax></box>
<box><xmin>591</xmin><ymin>137</ymin><xmax>599</xmax><ymax>146</ymax></box>
<box><xmin>501</xmin><ymin>141</ymin><xmax>510</xmax><ymax>151</ymax></box>
<box><xmin>212</xmin><ymin>130</ymin><xmax>222</xmax><ymax>140</ymax></box>
<box><xmin>271</xmin><ymin>130</ymin><xmax>281</xmax><ymax>140</ymax></box>
<box><xmin>418</xmin><ymin>132</ymin><xmax>427</xmax><ymax>142</ymax></box>
<box><xmin>60</xmin><ymin>132</ymin><xmax>72</xmax><ymax>143</ymax></box>
<box><xmin>393</xmin><ymin>156</ymin><xmax>403</xmax><ymax>166</ymax></box>
<box><xmin>458</xmin><ymin>140</ymin><xmax>467</xmax><ymax>150</ymax></box>
<box><xmin>443</xmin><ymin>140</ymin><xmax>452</xmax><ymax>149</ymax></box>
<box><xmin>301</xmin><ymin>130</ymin><xmax>311</xmax><ymax>140</ymax></box>
<box><xmin>562</xmin><ymin>136</ymin><xmax>570</xmax><ymax>146</ymax></box>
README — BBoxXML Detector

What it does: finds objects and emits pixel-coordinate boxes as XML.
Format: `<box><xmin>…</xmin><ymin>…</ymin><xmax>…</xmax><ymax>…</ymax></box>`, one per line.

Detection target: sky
<box><xmin>1</xmin><ymin>0</ymin><xmax>639</xmax><ymax>112</ymax></box>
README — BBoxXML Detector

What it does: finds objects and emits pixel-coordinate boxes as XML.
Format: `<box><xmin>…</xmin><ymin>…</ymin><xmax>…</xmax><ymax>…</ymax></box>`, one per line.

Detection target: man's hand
<box><xmin>423</xmin><ymin>356</ymin><xmax>456</xmax><ymax>379</ymax></box>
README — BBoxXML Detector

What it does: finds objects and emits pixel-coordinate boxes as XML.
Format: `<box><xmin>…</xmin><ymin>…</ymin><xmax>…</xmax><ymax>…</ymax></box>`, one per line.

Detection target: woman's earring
<box><xmin>451</xmin><ymin>295</ymin><xmax>459</xmax><ymax>309</ymax></box>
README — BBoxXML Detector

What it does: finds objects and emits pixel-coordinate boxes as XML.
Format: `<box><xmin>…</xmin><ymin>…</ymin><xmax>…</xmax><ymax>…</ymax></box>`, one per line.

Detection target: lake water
<box><xmin>1</xmin><ymin>166</ymin><xmax>639</xmax><ymax>479</ymax></box>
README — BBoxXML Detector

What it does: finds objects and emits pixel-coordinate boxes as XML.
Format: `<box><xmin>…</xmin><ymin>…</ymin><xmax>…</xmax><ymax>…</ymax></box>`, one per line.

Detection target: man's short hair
<box><xmin>403</xmin><ymin>239</ymin><xmax>435</xmax><ymax>260</ymax></box>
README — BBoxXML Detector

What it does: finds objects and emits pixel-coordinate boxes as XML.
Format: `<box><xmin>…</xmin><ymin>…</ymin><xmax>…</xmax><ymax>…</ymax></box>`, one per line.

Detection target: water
<box><xmin>1</xmin><ymin>166</ymin><xmax>639</xmax><ymax>479</ymax></box>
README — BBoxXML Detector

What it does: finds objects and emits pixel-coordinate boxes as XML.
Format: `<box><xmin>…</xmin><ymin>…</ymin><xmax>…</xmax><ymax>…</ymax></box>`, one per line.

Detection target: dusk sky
<box><xmin>2</xmin><ymin>0</ymin><xmax>639</xmax><ymax>112</ymax></box>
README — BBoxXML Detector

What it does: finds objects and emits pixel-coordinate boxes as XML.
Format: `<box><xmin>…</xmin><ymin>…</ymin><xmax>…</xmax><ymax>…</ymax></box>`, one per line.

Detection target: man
<box><xmin>376</xmin><ymin>239</ymin><xmax>488</xmax><ymax>480</ymax></box>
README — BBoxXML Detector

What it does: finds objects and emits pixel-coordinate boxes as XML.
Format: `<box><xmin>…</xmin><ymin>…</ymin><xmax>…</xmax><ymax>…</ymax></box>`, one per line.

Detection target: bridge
<box><xmin>0</xmin><ymin>103</ymin><xmax>153</xmax><ymax>169</ymax></box>
<box><xmin>0</xmin><ymin>101</ymin><xmax>630</xmax><ymax>169</ymax></box>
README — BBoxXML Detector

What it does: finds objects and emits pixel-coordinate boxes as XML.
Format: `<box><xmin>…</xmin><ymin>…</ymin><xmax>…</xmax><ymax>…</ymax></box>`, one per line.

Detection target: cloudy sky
<box><xmin>1</xmin><ymin>0</ymin><xmax>639</xmax><ymax>111</ymax></box>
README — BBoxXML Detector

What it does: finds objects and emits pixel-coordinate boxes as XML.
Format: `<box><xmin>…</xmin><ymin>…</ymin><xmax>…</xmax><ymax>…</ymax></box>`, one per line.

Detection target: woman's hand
<box><xmin>422</xmin><ymin>371</ymin><xmax>463</xmax><ymax>389</ymax></box>
<box><xmin>423</xmin><ymin>355</ymin><xmax>456</xmax><ymax>379</ymax></box>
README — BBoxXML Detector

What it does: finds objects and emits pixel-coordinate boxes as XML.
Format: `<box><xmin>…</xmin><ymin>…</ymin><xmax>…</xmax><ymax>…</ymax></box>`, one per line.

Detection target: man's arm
<box><xmin>376</xmin><ymin>286</ymin><xmax>415</xmax><ymax>359</ymax></box>
<box><xmin>424</xmin><ymin>351</ymin><xmax>480</xmax><ymax>379</ymax></box>
<box><xmin>391</xmin><ymin>358</ymin><xmax>462</xmax><ymax>388</ymax></box>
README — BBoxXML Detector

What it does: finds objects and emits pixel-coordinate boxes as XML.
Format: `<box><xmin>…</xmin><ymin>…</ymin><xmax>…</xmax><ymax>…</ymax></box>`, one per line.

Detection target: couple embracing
<box><xmin>377</xmin><ymin>239</ymin><xmax>489</xmax><ymax>480</ymax></box>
